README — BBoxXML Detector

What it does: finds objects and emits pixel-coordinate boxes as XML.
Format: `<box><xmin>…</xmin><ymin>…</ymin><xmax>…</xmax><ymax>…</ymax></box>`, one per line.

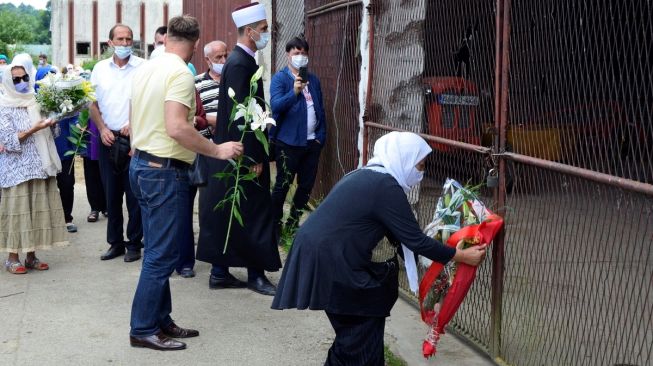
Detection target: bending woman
<box><xmin>0</xmin><ymin>64</ymin><xmax>68</xmax><ymax>274</ymax></box>
<box><xmin>272</xmin><ymin>131</ymin><xmax>487</xmax><ymax>365</ymax></box>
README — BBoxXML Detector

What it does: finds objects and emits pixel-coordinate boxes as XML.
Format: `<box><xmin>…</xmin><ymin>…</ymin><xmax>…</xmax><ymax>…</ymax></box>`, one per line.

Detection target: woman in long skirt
<box><xmin>0</xmin><ymin>64</ymin><xmax>68</xmax><ymax>274</ymax></box>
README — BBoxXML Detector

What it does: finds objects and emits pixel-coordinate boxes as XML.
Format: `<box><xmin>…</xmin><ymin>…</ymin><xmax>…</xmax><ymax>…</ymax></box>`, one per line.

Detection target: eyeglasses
<box><xmin>12</xmin><ymin>74</ymin><xmax>29</xmax><ymax>84</ymax></box>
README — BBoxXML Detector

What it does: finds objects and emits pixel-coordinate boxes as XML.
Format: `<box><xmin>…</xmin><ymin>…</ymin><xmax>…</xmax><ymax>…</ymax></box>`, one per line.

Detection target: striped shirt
<box><xmin>194</xmin><ymin>71</ymin><xmax>220</xmax><ymax>115</ymax></box>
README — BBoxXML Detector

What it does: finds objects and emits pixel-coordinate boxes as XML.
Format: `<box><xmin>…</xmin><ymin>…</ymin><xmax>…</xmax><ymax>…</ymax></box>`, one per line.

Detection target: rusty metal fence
<box><xmin>273</xmin><ymin>0</ymin><xmax>653</xmax><ymax>364</ymax></box>
<box><xmin>303</xmin><ymin>0</ymin><xmax>363</xmax><ymax>199</ymax></box>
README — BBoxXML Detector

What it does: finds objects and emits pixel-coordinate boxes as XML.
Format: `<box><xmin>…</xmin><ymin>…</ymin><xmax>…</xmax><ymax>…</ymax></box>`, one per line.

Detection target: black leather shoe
<box><xmin>100</xmin><ymin>245</ymin><xmax>125</xmax><ymax>260</ymax></box>
<box><xmin>209</xmin><ymin>274</ymin><xmax>247</xmax><ymax>289</ymax></box>
<box><xmin>124</xmin><ymin>250</ymin><xmax>141</xmax><ymax>262</ymax></box>
<box><xmin>161</xmin><ymin>322</ymin><xmax>199</xmax><ymax>338</ymax></box>
<box><xmin>178</xmin><ymin>268</ymin><xmax>195</xmax><ymax>278</ymax></box>
<box><xmin>130</xmin><ymin>331</ymin><xmax>186</xmax><ymax>351</ymax></box>
<box><xmin>247</xmin><ymin>276</ymin><xmax>276</xmax><ymax>296</ymax></box>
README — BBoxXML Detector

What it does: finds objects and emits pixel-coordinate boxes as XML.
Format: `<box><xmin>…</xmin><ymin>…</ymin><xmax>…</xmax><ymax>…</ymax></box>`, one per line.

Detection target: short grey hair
<box><xmin>203</xmin><ymin>41</ymin><xmax>227</xmax><ymax>57</ymax></box>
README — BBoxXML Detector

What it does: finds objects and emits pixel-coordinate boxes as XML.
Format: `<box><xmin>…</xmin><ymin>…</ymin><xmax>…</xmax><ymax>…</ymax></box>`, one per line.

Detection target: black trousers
<box><xmin>324</xmin><ymin>312</ymin><xmax>386</xmax><ymax>366</ymax></box>
<box><xmin>83</xmin><ymin>157</ymin><xmax>106</xmax><ymax>212</ymax></box>
<box><xmin>98</xmin><ymin>140</ymin><xmax>142</xmax><ymax>250</ymax></box>
<box><xmin>270</xmin><ymin>140</ymin><xmax>322</xmax><ymax>229</ymax></box>
<box><xmin>56</xmin><ymin>158</ymin><xmax>75</xmax><ymax>223</ymax></box>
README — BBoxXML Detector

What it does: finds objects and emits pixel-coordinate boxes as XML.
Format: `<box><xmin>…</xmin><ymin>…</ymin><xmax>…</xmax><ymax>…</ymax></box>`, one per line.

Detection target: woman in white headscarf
<box><xmin>0</xmin><ymin>64</ymin><xmax>68</xmax><ymax>274</ymax></box>
<box><xmin>272</xmin><ymin>131</ymin><xmax>487</xmax><ymax>365</ymax></box>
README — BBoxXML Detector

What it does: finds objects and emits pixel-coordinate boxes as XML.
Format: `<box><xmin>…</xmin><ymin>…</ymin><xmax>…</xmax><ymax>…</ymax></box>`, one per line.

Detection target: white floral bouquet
<box><xmin>35</xmin><ymin>73</ymin><xmax>96</xmax><ymax>121</ymax></box>
<box><xmin>36</xmin><ymin>73</ymin><xmax>96</xmax><ymax>172</ymax></box>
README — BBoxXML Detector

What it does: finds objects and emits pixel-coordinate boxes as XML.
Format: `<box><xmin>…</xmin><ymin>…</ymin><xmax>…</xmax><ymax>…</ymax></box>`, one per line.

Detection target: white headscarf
<box><xmin>365</xmin><ymin>131</ymin><xmax>432</xmax><ymax>193</ymax></box>
<box><xmin>11</xmin><ymin>53</ymin><xmax>36</xmax><ymax>88</ymax></box>
<box><xmin>0</xmin><ymin>64</ymin><xmax>61</xmax><ymax>176</ymax></box>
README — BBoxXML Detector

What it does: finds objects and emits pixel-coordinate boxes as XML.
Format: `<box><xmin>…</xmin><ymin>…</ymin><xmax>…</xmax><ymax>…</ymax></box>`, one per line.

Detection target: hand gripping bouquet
<box><xmin>418</xmin><ymin>179</ymin><xmax>503</xmax><ymax>358</ymax></box>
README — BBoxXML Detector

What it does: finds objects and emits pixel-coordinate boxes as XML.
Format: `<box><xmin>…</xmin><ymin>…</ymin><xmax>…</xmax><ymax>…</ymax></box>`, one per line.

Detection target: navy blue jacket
<box><xmin>270</xmin><ymin>66</ymin><xmax>326</xmax><ymax>147</ymax></box>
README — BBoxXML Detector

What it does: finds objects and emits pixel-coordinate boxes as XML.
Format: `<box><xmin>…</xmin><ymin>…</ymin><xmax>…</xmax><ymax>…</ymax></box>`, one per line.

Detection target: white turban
<box><xmin>232</xmin><ymin>2</ymin><xmax>267</xmax><ymax>28</ymax></box>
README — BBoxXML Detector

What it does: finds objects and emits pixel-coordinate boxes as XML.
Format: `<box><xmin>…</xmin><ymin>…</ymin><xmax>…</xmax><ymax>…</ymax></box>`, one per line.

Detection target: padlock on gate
<box><xmin>487</xmin><ymin>168</ymin><xmax>499</xmax><ymax>188</ymax></box>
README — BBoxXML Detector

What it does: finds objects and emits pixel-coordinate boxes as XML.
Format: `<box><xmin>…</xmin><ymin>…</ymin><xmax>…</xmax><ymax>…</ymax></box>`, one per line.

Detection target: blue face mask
<box><xmin>212</xmin><ymin>63</ymin><xmax>224</xmax><ymax>75</ymax></box>
<box><xmin>251</xmin><ymin>30</ymin><xmax>271</xmax><ymax>50</ymax></box>
<box><xmin>114</xmin><ymin>46</ymin><xmax>133</xmax><ymax>60</ymax></box>
<box><xmin>14</xmin><ymin>81</ymin><xmax>30</xmax><ymax>94</ymax></box>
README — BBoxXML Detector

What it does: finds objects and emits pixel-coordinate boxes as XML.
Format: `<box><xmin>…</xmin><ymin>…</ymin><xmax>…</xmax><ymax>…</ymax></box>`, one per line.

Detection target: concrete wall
<box><xmin>51</xmin><ymin>0</ymin><xmax>182</xmax><ymax>67</ymax></box>
<box><xmin>368</xmin><ymin>0</ymin><xmax>426</xmax><ymax>132</ymax></box>
<box><xmin>256</xmin><ymin>0</ymin><xmax>274</xmax><ymax>103</ymax></box>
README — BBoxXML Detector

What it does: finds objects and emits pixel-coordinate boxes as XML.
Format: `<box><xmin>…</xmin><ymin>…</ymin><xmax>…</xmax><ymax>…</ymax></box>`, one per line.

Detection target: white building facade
<box><xmin>51</xmin><ymin>0</ymin><xmax>183</xmax><ymax>67</ymax></box>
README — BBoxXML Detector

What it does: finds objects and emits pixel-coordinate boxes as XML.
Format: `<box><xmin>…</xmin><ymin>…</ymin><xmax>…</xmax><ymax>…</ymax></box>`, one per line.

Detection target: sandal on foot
<box><xmin>24</xmin><ymin>258</ymin><xmax>49</xmax><ymax>271</ymax></box>
<box><xmin>87</xmin><ymin>210</ymin><xmax>99</xmax><ymax>222</ymax></box>
<box><xmin>5</xmin><ymin>260</ymin><xmax>27</xmax><ymax>274</ymax></box>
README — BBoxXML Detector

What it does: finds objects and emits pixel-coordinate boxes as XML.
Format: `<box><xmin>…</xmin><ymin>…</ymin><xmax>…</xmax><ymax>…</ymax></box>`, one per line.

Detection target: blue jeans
<box><xmin>176</xmin><ymin>185</ymin><xmax>196</xmax><ymax>273</ymax></box>
<box><xmin>129</xmin><ymin>156</ymin><xmax>190</xmax><ymax>337</ymax></box>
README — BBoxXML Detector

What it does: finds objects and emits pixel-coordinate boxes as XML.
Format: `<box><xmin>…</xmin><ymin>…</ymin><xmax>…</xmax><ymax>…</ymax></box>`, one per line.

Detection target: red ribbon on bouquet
<box><xmin>418</xmin><ymin>212</ymin><xmax>504</xmax><ymax>358</ymax></box>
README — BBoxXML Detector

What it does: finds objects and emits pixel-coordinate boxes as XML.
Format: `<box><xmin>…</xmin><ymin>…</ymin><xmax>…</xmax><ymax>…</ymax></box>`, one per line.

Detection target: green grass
<box><xmin>384</xmin><ymin>346</ymin><xmax>408</xmax><ymax>366</ymax></box>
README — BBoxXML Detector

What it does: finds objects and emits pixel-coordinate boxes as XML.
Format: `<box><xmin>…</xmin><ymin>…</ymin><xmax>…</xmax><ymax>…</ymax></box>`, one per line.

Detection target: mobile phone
<box><xmin>299</xmin><ymin>67</ymin><xmax>308</xmax><ymax>83</ymax></box>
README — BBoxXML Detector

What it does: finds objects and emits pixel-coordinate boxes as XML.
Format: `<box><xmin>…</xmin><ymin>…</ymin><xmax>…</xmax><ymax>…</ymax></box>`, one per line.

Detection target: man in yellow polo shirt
<box><xmin>127</xmin><ymin>15</ymin><xmax>243</xmax><ymax>351</ymax></box>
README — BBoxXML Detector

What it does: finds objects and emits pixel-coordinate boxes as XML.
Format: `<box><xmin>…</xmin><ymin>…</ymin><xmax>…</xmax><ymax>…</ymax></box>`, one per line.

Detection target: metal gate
<box><xmin>303</xmin><ymin>1</ymin><xmax>363</xmax><ymax>200</ymax></box>
<box><xmin>274</xmin><ymin>0</ymin><xmax>653</xmax><ymax>364</ymax></box>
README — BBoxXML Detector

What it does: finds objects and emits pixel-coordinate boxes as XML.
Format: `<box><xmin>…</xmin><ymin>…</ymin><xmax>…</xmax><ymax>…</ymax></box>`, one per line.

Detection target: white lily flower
<box><xmin>60</xmin><ymin>99</ymin><xmax>74</xmax><ymax>113</ymax></box>
<box><xmin>250</xmin><ymin>109</ymin><xmax>276</xmax><ymax>131</ymax></box>
<box><xmin>233</xmin><ymin>104</ymin><xmax>247</xmax><ymax>121</ymax></box>
<box><xmin>251</xmin><ymin>66</ymin><xmax>264</xmax><ymax>83</ymax></box>
<box><xmin>264</xmin><ymin>115</ymin><xmax>276</xmax><ymax>127</ymax></box>
<box><xmin>228</xmin><ymin>87</ymin><xmax>236</xmax><ymax>99</ymax></box>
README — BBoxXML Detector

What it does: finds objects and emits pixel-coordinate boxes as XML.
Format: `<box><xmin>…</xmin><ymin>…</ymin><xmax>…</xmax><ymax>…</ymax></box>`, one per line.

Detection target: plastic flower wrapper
<box><xmin>36</xmin><ymin>73</ymin><xmax>96</xmax><ymax>121</ymax></box>
<box><xmin>417</xmin><ymin>179</ymin><xmax>504</xmax><ymax>359</ymax></box>
<box><xmin>36</xmin><ymin>73</ymin><xmax>96</xmax><ymax>172</ymax></box>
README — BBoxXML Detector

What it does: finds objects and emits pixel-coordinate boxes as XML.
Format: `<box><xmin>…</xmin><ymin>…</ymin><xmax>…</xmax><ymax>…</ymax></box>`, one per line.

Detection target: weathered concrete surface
<box><xmin>0</xmin><ymin>183</ymin><xmax>491</xmax><ymax>365</ymax></box>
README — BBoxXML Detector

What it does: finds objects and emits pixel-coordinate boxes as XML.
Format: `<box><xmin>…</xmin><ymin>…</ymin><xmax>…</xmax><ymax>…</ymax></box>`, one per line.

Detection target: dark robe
<box><xmin>271</xmin><ymin>169</ymin><xmax>456</xmax><ymax>317</ymax></box>
<box><xmin>196</xmin><ymin>46</ymin><xmax>282</xmax><ymax>271</ymax></box>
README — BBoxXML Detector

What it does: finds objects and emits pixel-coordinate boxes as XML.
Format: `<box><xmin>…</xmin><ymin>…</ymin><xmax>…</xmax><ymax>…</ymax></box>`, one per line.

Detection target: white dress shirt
<box><xmin>90</xmin><ymin>55</ymin><xmax>144</xmax><ymax>131</ymax></box>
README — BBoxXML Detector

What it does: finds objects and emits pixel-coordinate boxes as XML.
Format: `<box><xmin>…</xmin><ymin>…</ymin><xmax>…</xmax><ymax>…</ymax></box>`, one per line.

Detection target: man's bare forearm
<box><xmin>89</xmin><ymin>103</ymin><xmax>106</xmax><ymax>130</ymax></box>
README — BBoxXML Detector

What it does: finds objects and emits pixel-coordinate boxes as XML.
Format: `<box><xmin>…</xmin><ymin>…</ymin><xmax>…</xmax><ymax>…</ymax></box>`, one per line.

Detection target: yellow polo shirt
<box><xmin>130</xmin><ymin>52</ymin><xmax>196</xmax><ymax>164</ymax></box>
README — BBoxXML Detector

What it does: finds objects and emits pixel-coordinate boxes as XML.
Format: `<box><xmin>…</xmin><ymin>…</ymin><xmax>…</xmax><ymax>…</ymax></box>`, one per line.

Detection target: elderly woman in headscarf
<box><xmin>0</xmin><ymin>64</ymin><xmax>68</xmax><ymax>274</ymax></box>
<box><xmin>272</xmin><ymin>131</ymin><xmax>488</xmax><ymax>365</ymax></box>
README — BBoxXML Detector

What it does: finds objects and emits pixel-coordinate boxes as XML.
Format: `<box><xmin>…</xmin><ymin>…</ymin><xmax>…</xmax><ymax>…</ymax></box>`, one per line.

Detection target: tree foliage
<box><xmin>0</xmin><ymin>2</ymin><xmax>51</xmax><ymax>54</ymax></box>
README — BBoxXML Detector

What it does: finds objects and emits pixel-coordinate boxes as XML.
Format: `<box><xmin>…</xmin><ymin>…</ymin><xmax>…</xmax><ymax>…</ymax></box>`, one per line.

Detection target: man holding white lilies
<box><xmin>128</xmin><ymin>15</ymin><xmax>244</xmax><ymax>351</ymax></box>
<box><xmin>196</xmin><ymin>2</ymin><xmax>281</xmax><ymax>296</ymax></box>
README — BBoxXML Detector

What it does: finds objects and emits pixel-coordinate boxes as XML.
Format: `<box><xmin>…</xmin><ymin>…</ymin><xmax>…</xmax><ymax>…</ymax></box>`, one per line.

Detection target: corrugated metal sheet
<box><xmin>183</xmin><ymin>0</ymin><xmax>245</xmax><ymax>75</ymax></box>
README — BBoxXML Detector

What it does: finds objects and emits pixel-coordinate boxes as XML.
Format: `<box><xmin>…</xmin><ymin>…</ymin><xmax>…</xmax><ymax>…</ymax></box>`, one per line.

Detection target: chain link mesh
<box><xmin>272</xmin><ymin>0</ymin><xmax>652</xmax><ymax>364</ymax></box>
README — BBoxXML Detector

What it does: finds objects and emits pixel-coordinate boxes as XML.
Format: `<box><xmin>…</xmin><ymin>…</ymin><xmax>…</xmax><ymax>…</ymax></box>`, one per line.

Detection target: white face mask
<box><xmin>114</xmin><ymin>45</ymin><xmax>133</xmax><ymax>60</ymax></box>
<box><xmin>211</xmin><ymin>63</ymin><xmax>224</xmax><ymax>75</ymax></box>
<box><xmin>251</xmin><ymin>30</ymin><xmax>271</xmax><ymax>50</ymax></box>
<box><xmin>290</xmin><ymin>55</ymin><xmax>308</xmax><ymax>69</ymax></box>
<box><xmin>405</xmin><ymin>167</ymin><xmax>424</xmax><ymax>188</ymax></box>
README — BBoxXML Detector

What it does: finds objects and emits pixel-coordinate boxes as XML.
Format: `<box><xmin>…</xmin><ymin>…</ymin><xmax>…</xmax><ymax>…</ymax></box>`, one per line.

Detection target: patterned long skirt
<box><xmin>0</xmin><ymin>177</ymin><xmax>68</xmax><ymax>253</ymax></box>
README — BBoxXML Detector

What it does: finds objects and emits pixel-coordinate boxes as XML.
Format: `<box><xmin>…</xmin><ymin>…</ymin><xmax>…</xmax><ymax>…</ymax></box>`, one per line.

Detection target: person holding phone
<box><xmin>269</xmin><ymin>37</ymin><xmax>326</xmax><ymax>241</ymax></box>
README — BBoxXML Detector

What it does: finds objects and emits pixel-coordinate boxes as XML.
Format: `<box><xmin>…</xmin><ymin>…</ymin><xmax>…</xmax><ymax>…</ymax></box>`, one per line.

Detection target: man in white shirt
<box><xmin>90</xmin><ymin>24</ymin><xmax>144</xmax><ymax>263</ymax></box>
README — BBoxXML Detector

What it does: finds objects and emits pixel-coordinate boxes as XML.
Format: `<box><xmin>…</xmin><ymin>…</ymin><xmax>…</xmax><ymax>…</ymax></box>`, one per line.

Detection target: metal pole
<box><xmin>490</xmin><ymin>0</ymin><xmax>511</xmax><ymax>360</ymax></box>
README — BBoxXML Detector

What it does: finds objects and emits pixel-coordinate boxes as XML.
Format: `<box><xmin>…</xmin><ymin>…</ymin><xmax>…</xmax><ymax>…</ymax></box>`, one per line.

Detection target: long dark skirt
<box><xmin>325</xmin><ymin>312</ymin><xmax>385</xmax><ymax>366</ymax></box>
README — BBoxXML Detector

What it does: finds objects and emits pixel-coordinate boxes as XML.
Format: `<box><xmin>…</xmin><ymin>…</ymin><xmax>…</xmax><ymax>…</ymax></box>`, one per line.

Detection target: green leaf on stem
<box><xmin>64</xmin><ymin>150</ymin><xmax>75</xmax><ymax>156</ymax></box>
<box><xmin>254</xmin><ymin>129</ymin><xmax>269</xmax><ymax>155</ymax></box>
<box><xmin>233</xmin><ymin>205</ymin><xmax>244</xmax><ymax>227</ymax></box>
<box><xmin>213</xmin><ymin>172</ymin><xmax>231</xmax><ymax>180</ymax></box>
<box><xmin>67</xmin><ymin>136</ymin><xmax>78</xmax><ymax>145</ymax></box>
